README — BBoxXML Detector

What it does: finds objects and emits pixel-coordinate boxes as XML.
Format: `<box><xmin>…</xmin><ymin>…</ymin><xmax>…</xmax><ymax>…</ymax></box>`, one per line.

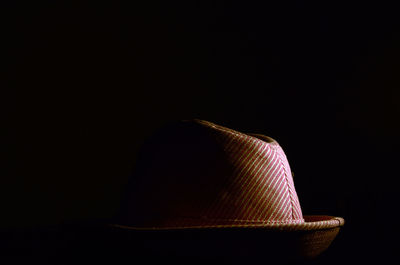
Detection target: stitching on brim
<box><xmin>111</xmin><ymin>219</ymin><xmax>344</xmax><ymax>231</ymax></box>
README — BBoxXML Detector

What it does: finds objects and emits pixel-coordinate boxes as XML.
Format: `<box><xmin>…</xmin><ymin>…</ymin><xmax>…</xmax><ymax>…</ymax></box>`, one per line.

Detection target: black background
<box><xmin>3</xmin><ymin>1</ymin><xmax>400</xmax><ymax>264</ymax></box>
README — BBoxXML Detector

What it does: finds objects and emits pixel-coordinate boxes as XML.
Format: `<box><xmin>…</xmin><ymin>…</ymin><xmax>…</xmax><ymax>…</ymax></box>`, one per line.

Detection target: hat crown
<box><xmin>120</xmin><ymin>120</ymin><xmax>304</xmax><ymax>228</ymax></box>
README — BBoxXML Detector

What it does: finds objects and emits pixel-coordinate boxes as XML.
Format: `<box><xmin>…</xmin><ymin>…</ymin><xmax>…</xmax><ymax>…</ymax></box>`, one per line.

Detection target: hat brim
<box><xmin>112</xmin><ymin>215</ymin><xmax>343</xmax><ymax>231</ymax></box>
<box><xmin>109</xmin><ymin>215</ymin><xmax>344</xmax><ymax>261</ymax></box>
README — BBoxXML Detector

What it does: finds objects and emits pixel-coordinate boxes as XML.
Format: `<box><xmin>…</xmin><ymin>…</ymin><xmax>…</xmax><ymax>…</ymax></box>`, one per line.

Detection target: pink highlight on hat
<box><xmin>116</xmin><ymin>119</ymin><xmax>344</xmax><ymax>231</ymax></box>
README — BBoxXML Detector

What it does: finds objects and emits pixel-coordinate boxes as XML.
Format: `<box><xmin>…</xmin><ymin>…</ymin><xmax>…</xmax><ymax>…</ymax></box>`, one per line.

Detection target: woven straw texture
<box><xmin>117</xmin><ymin>120</ymin><xmax>344</xmax><ymax>231</ymax></box>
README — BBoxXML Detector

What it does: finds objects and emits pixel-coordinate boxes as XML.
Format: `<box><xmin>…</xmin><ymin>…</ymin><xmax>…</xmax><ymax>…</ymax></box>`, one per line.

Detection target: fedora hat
<box><xmin>113</xmin><ymin>119</ymin><xmax>344</xmax><ymax>263</ymax></box>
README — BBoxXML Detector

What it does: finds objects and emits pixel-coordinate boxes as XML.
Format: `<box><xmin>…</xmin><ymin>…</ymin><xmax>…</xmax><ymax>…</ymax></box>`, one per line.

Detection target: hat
<box><xmin>113</xmin><ymin>119</ymin><xmax>344</xmax><ymax>262</ymax></box>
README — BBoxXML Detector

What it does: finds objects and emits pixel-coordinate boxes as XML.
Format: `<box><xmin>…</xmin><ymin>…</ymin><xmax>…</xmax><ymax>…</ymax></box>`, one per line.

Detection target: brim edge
<box><xmin>110</xmin><ymin>215</ymin><xmax>344</xmax><ymax>232</ymax></box>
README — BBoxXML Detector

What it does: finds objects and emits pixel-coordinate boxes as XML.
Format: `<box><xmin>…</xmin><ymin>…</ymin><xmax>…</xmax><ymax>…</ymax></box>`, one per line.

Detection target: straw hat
<box><xmin>113</xmin><ymin>119</ymin><xmax>344</xmax><ymax>263</ymax></box>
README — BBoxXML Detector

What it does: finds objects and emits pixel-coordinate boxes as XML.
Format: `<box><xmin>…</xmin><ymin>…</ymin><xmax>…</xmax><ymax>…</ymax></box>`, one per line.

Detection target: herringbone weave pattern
<box><xmin>118</xmin><ymin>120</ymin><xmax>344</xmax><ymax>230</ymax></box>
